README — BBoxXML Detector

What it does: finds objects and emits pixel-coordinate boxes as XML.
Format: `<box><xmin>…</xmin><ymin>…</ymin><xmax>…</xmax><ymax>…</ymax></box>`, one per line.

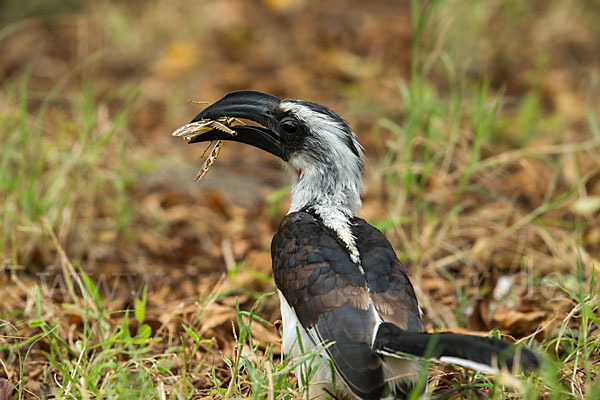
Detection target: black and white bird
<box><xmin>184</xmin><ymin>90</ymin><xmax>539</xmax><ymax>399</ymax></box>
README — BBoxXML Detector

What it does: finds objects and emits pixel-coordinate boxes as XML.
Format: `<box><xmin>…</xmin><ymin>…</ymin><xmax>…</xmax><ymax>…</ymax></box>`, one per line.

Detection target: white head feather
<box><xmin>278</xmin><ymin>101</ymin><xmax>364</xmax><ymax>263</ymax></box>
<box><xmin>279</xmin><ymin>101</ymin><xmax>364</xmax><ymax>217</ymax></box>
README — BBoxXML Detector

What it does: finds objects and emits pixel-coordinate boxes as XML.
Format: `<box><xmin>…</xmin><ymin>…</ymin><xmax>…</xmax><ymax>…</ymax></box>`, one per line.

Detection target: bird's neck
<box><xmin>288</xmin><ymin>166</ymin><xmax>362</xmax><ymax>264</ymax></box>
<box><xmin>288</xmin><ymin>163</ymin><xmax>362</xmax><ymax>215</ymax></box>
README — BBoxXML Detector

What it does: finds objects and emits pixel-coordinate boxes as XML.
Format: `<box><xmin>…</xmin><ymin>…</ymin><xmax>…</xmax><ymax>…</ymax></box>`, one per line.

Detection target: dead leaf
<box><xmin>138</xmin><ymin>232</ymin><xmax>164</xmax><ymax>256</ymax></box>
<box><xmin>151</xmin><ymin>41</ymin><xmax>198</xmax><ymax>81</ymax></box>
<box><xmin>466</xmin><ymin>297</ymin><xmax>491</xmax><ymax>331</ymax></box>
<box><xmin>0</xmin><ymin>378</ymin><xmax>13</xmax><ymax>400</ymax></box>
<box><xmin>199</xmin><ymin>303</ymin><xmax>236</xmax><ymax>335</ymax></box>
<box><xmin>202</xmin><ymin>191</ymin><xmax>232</xmax><ymax>217</ymax></box>
<box><xmin>243</xmin><ymin>250</ymin><xmax>272</xmax><ymax>275</ymax></box>
<box><xmin>249</xmin><ymin>319</ymin><xmax>280</xmax><ymax>352</ymax></box>
<box><xmin>492</xmin><ymin>307</ymin><xmax>546</xmax><ymax>335</ymax></box>
<box><xmin>263</xmin><ymin>0</ymin><xmax>298</xmax><ymax>13</ymax></box>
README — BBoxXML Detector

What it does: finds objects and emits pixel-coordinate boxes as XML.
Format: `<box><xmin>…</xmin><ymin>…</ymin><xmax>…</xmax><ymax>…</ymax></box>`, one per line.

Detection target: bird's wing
<box><xmin>351</xmin><ymin>217</ymin><xmax>423</xmax><ymax>332</ymax></box>
<box><xmin>272</xmin><ymin>211</ymin><xmax>385</xmax><ymax>400</ymax></box>
<box><xmin>349</xmin><ymin>219</ymin><xmax>540</xmax><ymax>375</ymax></box>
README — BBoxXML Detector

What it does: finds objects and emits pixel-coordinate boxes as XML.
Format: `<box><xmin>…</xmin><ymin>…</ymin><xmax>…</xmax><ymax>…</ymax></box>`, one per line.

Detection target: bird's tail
<box><xmin>374</xmin><ymin>322</ymin><xmax>539</xmax><ymax>373</ymax></box>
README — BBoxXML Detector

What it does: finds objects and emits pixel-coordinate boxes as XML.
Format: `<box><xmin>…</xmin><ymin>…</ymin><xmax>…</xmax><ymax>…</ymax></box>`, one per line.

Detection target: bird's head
<box><xmin>189</xmin><ymin>90</ymin><xmax>364</xmax><ymax>215</ymax></box>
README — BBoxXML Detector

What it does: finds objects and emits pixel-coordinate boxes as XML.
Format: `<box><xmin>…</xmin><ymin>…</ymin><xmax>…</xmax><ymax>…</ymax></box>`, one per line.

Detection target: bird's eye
<box><xmin>281</xmin><ymin>121</ymin><xmax>299</xmax><ymax>135</ymax></box>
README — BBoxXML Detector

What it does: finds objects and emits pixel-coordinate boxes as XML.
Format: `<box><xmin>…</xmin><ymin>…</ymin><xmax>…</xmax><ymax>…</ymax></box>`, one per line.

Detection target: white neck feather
<box><xmin>288</xmin><ymin>162</ymin><xmax>362</xmax><ymax>216</ymax></box>
<box><xmin>288</xmin><ymin>165</ymin><xmax>362</xmax><ymax>265</ymax></box>
<box><xmin>279</xmin><ymin>101</ymin><xmax>364</xmax><ymax>263</ymax></box>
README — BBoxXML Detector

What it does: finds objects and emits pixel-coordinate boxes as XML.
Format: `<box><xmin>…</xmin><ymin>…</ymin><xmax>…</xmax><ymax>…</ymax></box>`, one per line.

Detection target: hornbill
<box><xmin>182</xmin><ymin>90</ymin><xmax>539</xmax><ymax>399</ymax></box>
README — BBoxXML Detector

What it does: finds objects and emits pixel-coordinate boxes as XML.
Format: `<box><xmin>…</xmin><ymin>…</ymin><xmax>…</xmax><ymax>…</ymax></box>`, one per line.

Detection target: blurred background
<box><xmin>1</xmin><ymin>0</ymin><xmax>600</xmax><ymax>398</ymax></box>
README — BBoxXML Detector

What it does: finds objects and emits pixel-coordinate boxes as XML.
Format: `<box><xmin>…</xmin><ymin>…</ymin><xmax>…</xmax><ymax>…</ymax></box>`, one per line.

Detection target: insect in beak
<box><xmin>171</xmin><ymin>117</ymin><xmax>238</xmax><ymax>182</ymax></box>
<box><xmin>171</xmin><ymin>117</ymin><xmax>237</xmax><ymax>142</ymax></box>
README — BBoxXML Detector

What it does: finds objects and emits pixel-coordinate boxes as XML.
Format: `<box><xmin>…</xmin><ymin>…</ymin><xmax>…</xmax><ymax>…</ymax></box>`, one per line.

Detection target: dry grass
<box><xmin>1</xmin><ymin>0</ymin><xmax>599</xmax><ymax>398</ymax></box>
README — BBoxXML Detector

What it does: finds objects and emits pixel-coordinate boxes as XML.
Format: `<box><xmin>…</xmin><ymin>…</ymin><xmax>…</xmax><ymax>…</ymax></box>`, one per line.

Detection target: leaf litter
<box><xmin>2</xmin><ymin>0</ymin><xmax>600</xmax><ymax>398</ymax></box>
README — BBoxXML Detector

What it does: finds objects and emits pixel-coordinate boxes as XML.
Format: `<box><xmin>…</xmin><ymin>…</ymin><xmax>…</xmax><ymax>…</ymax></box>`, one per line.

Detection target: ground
<box><xmin>0</xmin><ymin>0</ymin><xmax>599</xmax><ymax>399</ymax></box>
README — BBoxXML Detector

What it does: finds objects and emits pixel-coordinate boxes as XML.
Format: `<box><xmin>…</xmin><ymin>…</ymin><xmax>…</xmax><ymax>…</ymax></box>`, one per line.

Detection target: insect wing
<box><xmin>171</xmin><ymin>120</ymin><xmax>213</xmax><ymax>137</ymax></box>
<box><xmin>209</xmin><ymin>120</ymin><xmax>237</xmax><ymax>136</ymax></box>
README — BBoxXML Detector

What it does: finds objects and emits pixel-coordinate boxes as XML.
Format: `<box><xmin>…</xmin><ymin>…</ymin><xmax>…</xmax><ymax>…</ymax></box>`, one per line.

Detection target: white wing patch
<box><xmin>278</xmin><ymin>291</ymin><xmax>353</xmax><ymax>399</ymax></box>
<box><xmin>439</xmin><ymin>356</ymin><xmax>497</xmax><ymax>374</ymax></box>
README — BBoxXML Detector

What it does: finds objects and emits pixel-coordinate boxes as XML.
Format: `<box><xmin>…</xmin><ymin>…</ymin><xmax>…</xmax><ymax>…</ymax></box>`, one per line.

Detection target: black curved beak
<box><xmin>188</xmin><ymin>90</ymin><xmax>287</xmax><ymax>160</ymax></box>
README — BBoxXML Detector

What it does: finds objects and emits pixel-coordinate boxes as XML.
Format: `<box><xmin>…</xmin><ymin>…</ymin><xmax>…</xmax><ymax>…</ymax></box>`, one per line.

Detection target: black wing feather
<box><xmin>351</xmin><ymin>218</ymin><xmax>423</xmax><ymax>332</ymax></box>
<box><xmin>272</xmin><ymin>211</ymin><xmax>385</xmax><ymax>399</ymax></box>
<box><xmin>314</xmin><ymin>304</ymin><xmax>386</xmax><ymax>400</ymax></box>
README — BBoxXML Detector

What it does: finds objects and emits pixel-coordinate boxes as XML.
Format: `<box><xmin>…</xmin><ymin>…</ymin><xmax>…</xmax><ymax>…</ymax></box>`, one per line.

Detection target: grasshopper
<box><xmin>194</xmin><ymin>140</ymin><xmax>223</xmax><ymax>182</ymax></box>
<box><xmin>171</xmin><ymin>117</ymin><xmax>237</xmax><ymax>142</ymax></box>
<box><xmin>171</xmin><ymin>117</ymin><xmax>237</xmax><ymax>182</ymax></box>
